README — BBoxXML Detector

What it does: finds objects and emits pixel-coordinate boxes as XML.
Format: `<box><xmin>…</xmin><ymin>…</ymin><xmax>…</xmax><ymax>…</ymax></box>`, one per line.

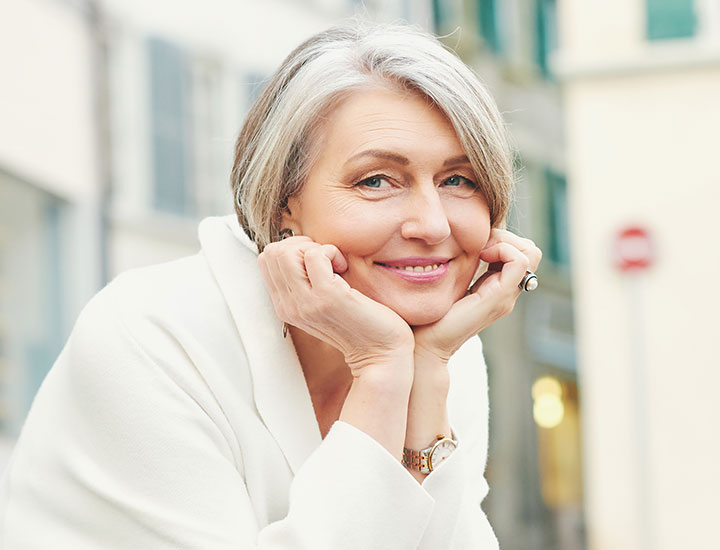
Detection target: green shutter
<box><xmin>535</xmin><ymin>0</ymin><xmax>557</xmax><ymax>79</ymax></box>
<box><xmin>477</xmin><ymin>0</ymin><xmax>501</xmax><ymax>53</ymax></box>
<box><xmin>545</xmin><ymin>168</ymin><xmax>570</xmax><ymax>266</ymax></box>
<box><xmin>432</xmin><ymin>0</ymin><xmax>448</xmax><ymax>32</ymax></box>
<box><xmin>647</xmin><ymin>0</ymin><xmax>696</xmax><ymax>40</ymax></box>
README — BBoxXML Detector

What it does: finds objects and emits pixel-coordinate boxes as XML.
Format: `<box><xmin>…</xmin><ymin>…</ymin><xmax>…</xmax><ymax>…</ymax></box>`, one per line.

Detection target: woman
<box><xmin>0</xmin><ymin>22</ymin><xmax>541</xmax><ymax>549</ymax></box>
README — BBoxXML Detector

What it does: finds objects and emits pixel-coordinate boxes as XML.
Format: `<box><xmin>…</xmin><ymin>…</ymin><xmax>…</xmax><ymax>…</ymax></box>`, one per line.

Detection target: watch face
<box><xmin>429</xmin><ymin>439</ymin><xmax>457</xmax><ymax>469</ymax></box>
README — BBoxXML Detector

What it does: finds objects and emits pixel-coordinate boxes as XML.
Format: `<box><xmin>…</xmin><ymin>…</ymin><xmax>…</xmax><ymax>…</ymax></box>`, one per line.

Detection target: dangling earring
<box><xmin>278</xmin><ymin>228</ymin><xmax>294</xmax><ymax>338</ymax></box>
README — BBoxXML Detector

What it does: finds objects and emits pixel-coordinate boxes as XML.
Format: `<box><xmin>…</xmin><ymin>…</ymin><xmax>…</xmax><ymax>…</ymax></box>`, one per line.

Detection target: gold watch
<box><xmin>402</xmin><ymin>434</ymin><xmax>457</xmax><ymax>474</ymax></box>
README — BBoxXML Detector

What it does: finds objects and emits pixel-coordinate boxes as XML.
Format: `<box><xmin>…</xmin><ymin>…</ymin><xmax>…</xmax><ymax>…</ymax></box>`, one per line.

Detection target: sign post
<box><xmin>614</xmin><ymin>225</ymin><xmax>655</xmax><ymax>550</ymax></box>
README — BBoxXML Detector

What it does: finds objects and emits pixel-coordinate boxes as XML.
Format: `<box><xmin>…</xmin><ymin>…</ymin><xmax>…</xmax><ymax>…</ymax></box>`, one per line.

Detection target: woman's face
<box><xmin>284</xmin><ymin>86</ymin><xmax>492</xmax><ymax>326</ymax></box>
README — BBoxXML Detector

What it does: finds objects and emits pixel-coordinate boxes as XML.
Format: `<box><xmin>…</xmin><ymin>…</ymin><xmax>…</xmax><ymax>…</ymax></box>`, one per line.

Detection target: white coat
<box><xmin>0</xmin><ymin>215</ymin><xmax>498</xmax><ymax>549</ymax></box>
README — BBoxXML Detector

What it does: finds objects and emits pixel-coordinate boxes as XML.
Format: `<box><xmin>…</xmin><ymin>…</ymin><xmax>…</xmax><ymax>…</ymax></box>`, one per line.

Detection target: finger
<box><xmin>264</xmin><ymin>239</ymin><xmax>322</xmax><ymax>300</ymax></box>
<box><xmin>257</xmin><ymin>251</ymin><xmax>297</xmax><ymax>326</ymax></box>
<box><xmin>304</xmin><ymin>246</ymin><xmax>337</xmax><ymax>290</ymax></box>
<box><xmin>318</xmin><ymin>244</ymin><xmax>348</xmax><ymax>274</ymax></box>
<box><xmin>482</xmin><ymin>229</ymin><xmax>542</xmax><ymax>271</ymax></box>
<box><xmin>467</xmin><ymin>268</ymin><xmax>494</xmax><ymax>294</ymax></box>
<box><xmin>478</xmin><ymin>242</ymin><xmax>530</xmax><ymax>294</ymax></box>
<box><xmin>273</xmin><ymin>245</ymin><xmax>313</xmax><ymax>297</ymax></box>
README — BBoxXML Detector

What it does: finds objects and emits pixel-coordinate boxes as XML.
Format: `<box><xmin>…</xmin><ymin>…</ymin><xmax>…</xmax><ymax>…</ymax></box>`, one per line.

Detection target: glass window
<box><xmin>148</xmin><ymin>37</ymin><xmax>194</xmax><ymax>216</ymax></box>
<box><xmin>647</xmin><ymin>0</ymin><xmax>696</xmax><ymax>40</ymax></box>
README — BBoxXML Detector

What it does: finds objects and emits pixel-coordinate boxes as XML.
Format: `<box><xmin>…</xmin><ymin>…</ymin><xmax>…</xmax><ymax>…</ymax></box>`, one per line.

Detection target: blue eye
<box><xmin>358</xmin><ymin>176</ymin><xmax>388</xmax><ymax>188</ymax></box>
<box><xmin>444</xmin><ymin>175</ymin><xmax>474</xmax><ymax>187</ymax></box>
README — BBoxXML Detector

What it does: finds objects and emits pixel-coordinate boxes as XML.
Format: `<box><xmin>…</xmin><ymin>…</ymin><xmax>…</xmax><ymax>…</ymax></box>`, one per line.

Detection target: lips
<box><xmin>374</xmin><ymin>257</ymin><xmax>451</xmax><ymax>282</ymax></box>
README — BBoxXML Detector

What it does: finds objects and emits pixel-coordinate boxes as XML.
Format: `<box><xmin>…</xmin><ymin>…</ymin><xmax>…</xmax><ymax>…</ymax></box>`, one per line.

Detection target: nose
<box><xmin>400</xmin><ymin>184</ymin><xmax>451</xmax><ymax>245</ymax></box>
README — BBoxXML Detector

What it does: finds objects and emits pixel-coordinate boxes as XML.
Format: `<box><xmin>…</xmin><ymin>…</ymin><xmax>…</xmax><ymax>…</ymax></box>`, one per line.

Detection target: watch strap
<box><xmin>402</xmin><ymin>434</ymin><xmax>456</xmax><ymax>474</ymax></box>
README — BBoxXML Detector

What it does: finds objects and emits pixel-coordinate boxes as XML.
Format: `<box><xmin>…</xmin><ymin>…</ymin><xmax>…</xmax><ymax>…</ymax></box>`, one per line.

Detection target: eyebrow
<box><xmin>344</xmin><ymin>149</ymin><xmax>471</xmax><ymax>167</ymax></box>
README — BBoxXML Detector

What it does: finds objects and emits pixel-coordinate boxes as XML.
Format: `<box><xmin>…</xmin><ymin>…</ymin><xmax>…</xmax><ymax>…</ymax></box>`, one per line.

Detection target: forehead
<box><xmin>313</xmin><ymin>86</ymin><xmax>464</xmax><ymax>163</ymax></box>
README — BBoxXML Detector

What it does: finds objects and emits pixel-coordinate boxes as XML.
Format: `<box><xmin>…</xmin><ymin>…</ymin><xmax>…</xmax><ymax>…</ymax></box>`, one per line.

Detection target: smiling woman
<box><xmin>1</xmin><ymin>20</ymin><xmax>541</xmax><ymax>550</ymax></box>
<box><xmin>283</xmin><ymin>86</ymin><xmax>491</xmax><ymax>327</ymax></box>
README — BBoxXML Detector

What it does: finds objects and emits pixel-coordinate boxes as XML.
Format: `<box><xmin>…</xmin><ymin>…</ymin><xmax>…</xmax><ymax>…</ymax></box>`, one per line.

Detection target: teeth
<box><xmin>387</xmin><ymin>264</ymin><xmax>440</xmax><ymax>272</ymax></box>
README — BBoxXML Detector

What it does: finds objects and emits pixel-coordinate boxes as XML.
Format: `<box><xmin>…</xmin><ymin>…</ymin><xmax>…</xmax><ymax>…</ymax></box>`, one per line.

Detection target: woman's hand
<box><xmin>258</xmin><ymin>236</ymin><xmax>414</xmax><ymax>375</ymax></box>
<box><xmin>412</xmin><ymin>229</ymin><xmax>543</xmax><ymax>364</ymax></box>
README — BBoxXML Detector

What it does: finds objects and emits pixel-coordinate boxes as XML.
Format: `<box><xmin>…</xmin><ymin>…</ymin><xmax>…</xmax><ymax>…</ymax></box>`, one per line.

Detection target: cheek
<box><xmin>306</xmin><ymin>201</ymin><xmax>402</xmax><ymax>257</ymax></box>
<box><xmin>450</xmin><ymin>206</ymin><xmax>492</xmax><ymax>255</ymax></box>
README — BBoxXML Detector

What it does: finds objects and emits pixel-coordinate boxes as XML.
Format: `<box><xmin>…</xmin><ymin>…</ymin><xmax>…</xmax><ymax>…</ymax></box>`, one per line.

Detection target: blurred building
<box><xmin>0</xmin><ymin>0</ymin><xmax>104</xmax><ymax>445</ymax></box>
<box><xmin>556</xmin><ymin>1</ymin><xmax>720</xmax><ymax>550</ymax></box>
<box><xmin>434</xmin><ymin>1</ymin><xmax>720</xmax><ymax>550</ymax></box>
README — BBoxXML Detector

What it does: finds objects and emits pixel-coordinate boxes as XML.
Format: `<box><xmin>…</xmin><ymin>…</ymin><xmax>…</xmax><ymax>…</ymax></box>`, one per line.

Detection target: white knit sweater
<box><xmin>0</xmin><ymin>215</ymin><xmax>498</xmax><ymax>549</ymax></box>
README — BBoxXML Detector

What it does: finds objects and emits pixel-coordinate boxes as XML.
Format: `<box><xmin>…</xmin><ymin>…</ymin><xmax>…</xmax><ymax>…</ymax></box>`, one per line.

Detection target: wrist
<box><xmin>349</xmin><ymin>351</ymin><xmax>414</xmax><ymax>390</ymax></box>
<box><xmin>346</xmin><ymin>343</ymin><xmax>414</xmax><ymax>377</ymax></box>
<box><xmin>413</xmin><ymin>338</ymin><xmax>454</xmax><ymax>366</ymax></box>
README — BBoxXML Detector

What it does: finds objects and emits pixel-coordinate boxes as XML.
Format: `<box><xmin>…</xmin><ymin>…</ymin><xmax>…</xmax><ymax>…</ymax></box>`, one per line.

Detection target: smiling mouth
<box><xmin>375</xmin><ymin>262</ymin><xmax>443</xmax><ymax>272</ymax></box>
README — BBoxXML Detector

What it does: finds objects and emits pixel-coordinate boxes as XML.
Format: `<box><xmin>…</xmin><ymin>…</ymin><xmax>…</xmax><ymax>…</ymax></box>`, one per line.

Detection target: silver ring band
<box><xmin>518</xmin><ymin>270</ymin><xmax>538</xmax><ymax>292</ymax></box>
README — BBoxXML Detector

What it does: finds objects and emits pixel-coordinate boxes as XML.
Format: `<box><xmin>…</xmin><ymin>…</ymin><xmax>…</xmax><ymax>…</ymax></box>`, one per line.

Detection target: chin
<box><xmin>393</xmin><ymin>302</ymin><xmax>453</xmax><ymax>327</ymax></box>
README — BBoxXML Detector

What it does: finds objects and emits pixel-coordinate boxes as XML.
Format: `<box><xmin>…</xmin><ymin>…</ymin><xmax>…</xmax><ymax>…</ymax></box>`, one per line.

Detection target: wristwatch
<box><xmin>402</xmin><ymin>434</ymin><xmax>458</xmax><ymax>474</ymax></box>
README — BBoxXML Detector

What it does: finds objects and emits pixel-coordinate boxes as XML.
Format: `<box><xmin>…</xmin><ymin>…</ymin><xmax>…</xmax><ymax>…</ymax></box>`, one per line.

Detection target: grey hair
<box><xmin>231</xmin><ymin>21</ymin><xmax>513</xmax><ymax>251</ymax></box>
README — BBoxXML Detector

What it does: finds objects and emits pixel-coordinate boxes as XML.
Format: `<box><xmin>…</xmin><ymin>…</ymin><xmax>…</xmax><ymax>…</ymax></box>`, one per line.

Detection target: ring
<box><xmin>518</xmin><ymin>270</ymin><xmax>538</xmax><ymax>292</ymax></box>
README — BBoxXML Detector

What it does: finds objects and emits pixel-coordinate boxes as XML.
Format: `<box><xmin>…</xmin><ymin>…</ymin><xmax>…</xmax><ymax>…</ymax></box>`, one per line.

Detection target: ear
<box><xmin>280</xmin><ymin>194</ymin><xmax>302</xmax><ymax>235</ymax></box>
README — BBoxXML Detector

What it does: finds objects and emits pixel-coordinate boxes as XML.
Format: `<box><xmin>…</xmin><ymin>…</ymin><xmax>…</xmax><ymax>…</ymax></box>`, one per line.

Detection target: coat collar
<box><xmin>198</xmin><ymin>215</ymin><xmax>322</xmax><ymax>474</ymax></box>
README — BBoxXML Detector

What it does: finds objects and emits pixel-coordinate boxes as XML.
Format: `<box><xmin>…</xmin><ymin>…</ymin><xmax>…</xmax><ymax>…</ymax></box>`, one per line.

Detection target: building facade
<box><xmin>556</xmin><ymin>1</ymin><xmax>720</xmax><ymax>549</ymax></box>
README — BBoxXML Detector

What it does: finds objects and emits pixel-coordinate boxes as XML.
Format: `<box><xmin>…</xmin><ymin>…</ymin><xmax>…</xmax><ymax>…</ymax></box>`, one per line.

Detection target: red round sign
<box><xmin>614</xmin><ymin>226</ymin><xmax>654</xmax><ymax>271</ymax></box>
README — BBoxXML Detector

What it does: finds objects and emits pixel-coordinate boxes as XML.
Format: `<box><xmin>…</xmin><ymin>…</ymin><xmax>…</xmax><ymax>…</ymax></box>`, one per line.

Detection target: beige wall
<box><xmin>564</xmin><ymin>63</ymin><xmax>720</xmax><ymax>550</ymax></box>
<box><xmin>0</xmin><ymin>0</ymin><xmax>98</xmax><ymax>201</ymax></box>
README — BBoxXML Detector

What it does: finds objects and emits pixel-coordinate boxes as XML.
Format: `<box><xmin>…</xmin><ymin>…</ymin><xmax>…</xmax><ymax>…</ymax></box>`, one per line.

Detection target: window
<box><xmin>148</xmin><ymin>37</ymin><xmax>194</xmax><ymax>216</ymax></box>
<box><xmin>0</xmin><ymin>174</ymin><xmax>66</xmax><ymax>434</ymax></box>
<box><xmin>647</xmin><ymin>0</ymin><xmax>696</xmax><ymax>40</ymax></box>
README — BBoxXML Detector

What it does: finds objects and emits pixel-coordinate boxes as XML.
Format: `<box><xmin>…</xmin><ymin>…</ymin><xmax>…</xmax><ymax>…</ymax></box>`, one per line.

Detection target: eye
<box><xmin>357</xmin><ymin>175</ymin><xmax>391</xmax><ymax>189</ymax></box>
<box><xmin>443</xmin><ymin>174</ymin><xmax>476</xmax><ymax>188</ymax></box>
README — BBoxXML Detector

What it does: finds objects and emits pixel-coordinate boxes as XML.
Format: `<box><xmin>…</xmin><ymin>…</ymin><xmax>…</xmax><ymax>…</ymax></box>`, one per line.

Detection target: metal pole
<box><xmin>627</xmin><ymin>273</ymin><xmax>655</xmax><ymax>550</ymax></box>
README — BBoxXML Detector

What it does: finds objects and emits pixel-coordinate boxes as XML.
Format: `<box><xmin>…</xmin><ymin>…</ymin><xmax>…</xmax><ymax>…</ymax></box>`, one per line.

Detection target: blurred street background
<box><xmin>1</xmin><ymin>1</ymin><xmax>719</xmax><ymax>549</ymax></box>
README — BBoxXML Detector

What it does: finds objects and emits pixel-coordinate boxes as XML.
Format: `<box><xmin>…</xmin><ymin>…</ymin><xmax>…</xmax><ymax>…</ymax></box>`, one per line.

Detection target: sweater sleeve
<box><xmin>0</xmin><ymin>288</ymin><xmax>439</xmax><ymax>550</ymax></box>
